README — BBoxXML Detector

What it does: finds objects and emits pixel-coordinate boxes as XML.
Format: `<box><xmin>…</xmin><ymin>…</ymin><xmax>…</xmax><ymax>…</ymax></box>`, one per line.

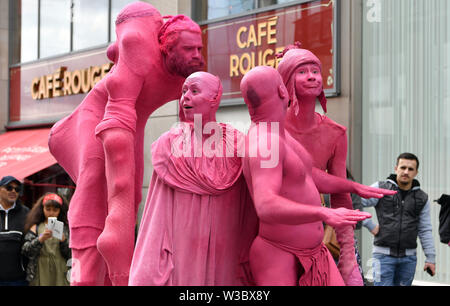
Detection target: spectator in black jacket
<box><xmin>0</xmin><ymin>176</ymin><xmax>29</xmax><ymax>286</ymax></box>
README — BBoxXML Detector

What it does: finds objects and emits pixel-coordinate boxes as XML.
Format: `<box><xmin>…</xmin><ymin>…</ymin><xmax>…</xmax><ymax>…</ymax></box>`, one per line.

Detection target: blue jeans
<box><xmin>372</xmin><ymin>253</ymin><xmax>417</xmax><ymax>286</ymax></box>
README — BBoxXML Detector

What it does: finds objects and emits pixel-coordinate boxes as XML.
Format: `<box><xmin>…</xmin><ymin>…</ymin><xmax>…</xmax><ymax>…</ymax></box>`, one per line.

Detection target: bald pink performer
<box><xmin>48</xmin><ymin>2</ymin><xmax>204</xmax><ymax>286</ymax></box>
<box><xmin>129</xmin><ymin>72</ymin><xmax>258</xmax><ymax>285</ymax></box>
<box><xmin>277</xmin><ymin>44</ymin><xmax>362</xmax><ymax>285</ymax></box>
<box><xmin>240</xmin><ymin>66</ymin><xmax>396</xmax><ymax>286</ymax></box>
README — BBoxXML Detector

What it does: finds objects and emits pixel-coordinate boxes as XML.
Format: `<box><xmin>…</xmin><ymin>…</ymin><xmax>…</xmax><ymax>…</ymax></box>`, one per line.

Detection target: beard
<box><xmin>167</xmin><ymin>54</ymin><xmax>205</xmax><ymax>78</ymax></box>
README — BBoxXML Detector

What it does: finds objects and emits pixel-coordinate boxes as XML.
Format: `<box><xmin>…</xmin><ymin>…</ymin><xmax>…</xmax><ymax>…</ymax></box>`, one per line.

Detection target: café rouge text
<box><xmin>31</xmin><ymin>63</ymin><xmax>113</xmax><ymax>100</ymax></box>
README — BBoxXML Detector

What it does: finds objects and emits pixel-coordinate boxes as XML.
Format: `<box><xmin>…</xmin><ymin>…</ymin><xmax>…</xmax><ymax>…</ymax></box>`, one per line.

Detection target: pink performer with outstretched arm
<box><xmin>48</xmin><ymin>2</ymin><xmax>204</xmax><ymax>286</ymax></box>
<box><xmin>240</xmin><ymin>66</ymin><xmax>396</xmax><ymax>286</ymax></box>
<box><xmin>129</xmin><ymin>72</ymin><xmax>258</xmax><ymax>285</ymax></box>
<box><xmin>277</xmin><ymin>44</ymin><xmax>364</xmax><ymax>285</ymax></box>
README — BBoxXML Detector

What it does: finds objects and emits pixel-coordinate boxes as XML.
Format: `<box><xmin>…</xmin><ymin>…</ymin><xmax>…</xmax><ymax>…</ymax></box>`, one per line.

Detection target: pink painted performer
<box><xmin>277</xmin><ymin>43</ymin><xmax>363</xmax><ymax>285</ymax></box>
<box><xmin>48</xmin><ymin>2</ymin><xmax>204</xmax><ymax>285</ymax></box>
<box><xmin>129</xmin><ymin>72</ymin><xmax>258</xmax><ymax>285</ymax></box>
<box><xmin>240</xmin><ymin>66</ymin><xmax>396</xmax><ymax>286</ymax></box>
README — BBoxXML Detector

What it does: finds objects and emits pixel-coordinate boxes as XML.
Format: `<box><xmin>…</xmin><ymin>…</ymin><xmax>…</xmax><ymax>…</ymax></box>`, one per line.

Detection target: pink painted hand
<box><xmin>352</xmin><ymin>182</ymin><xmax>398</xmax><ymax>199</ymax></box>
<box><xmin>277</xmin><ymin>44</ymin><xmax>394</xmax><ymax>286</ymax></box>
<box><xmin>241</xmin><ymin>66</ymin><xmax>352</xmax><ymax>286</ymax></box>
<box><xmin>322</xmin><ymin>207</ymin><xmax>371</xmax><ymax>229</ymax></box>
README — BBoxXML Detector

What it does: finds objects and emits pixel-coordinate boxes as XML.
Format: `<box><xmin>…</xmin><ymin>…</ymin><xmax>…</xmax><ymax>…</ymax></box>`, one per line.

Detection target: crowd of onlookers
<box><xmin>0</xmin><ymin>175</ymin><xmax>70</xmax><ymax>286</ymax></box>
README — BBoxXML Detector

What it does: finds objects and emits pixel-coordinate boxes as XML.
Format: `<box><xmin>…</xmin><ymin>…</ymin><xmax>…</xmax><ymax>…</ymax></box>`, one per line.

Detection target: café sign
<box><xmin>200</xmin><ymin>0</ymin><xmax>338</xmax><ymax>103</ymax></box>
<box><xmin>30</xmin><ymin>64</ymin><xmax>112</xmax><ymax>100</ymax></box>
<box><xmin>9</xmin><ymin>48</ymin><xmax>112</xmax><ymax>126</ymax></box>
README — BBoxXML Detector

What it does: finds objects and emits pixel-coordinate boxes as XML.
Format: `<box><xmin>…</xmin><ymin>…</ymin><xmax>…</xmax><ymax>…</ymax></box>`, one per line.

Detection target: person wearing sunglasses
<box><xmin>0</xmin><ymin>175</ymin><xmax>30</xmax><ymax>286</ymax></box>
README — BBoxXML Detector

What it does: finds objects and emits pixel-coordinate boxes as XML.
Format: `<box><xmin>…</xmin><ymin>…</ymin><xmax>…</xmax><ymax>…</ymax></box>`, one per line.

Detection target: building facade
<box><xmin>1</xmin><ymin>0</ymin><xmax>448</xmax><ymax>285</ymax></box>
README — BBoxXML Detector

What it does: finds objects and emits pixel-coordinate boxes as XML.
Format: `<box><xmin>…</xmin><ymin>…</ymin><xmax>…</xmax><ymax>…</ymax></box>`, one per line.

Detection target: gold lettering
<box><xmin>80</xmin><ymin>68</ymin><xmax>91</xmax><ymax>93</ymax></box>
<box><xmin>45</xmin><ymin>74</ymin><xmax>53</xmax><ymax>98</ymax></box>
<box><xmin>230</xmin><ymin>55</ymin><xmax>240</xmax><ymax>77</ymax></box>
<box><xmin>263</xmin><ymin>49</ymin><xmax>274</xmax><ymax>67</ymax></box>
<box><xmin>239</xmin><ymin>53</ymin><xmax>252</xmax><ymax>75</ymax></box>
<box><xmin>31</xmin><ymin>77</ymin><xmax>40</xmax><ymax>100</ymax></box>
<box><xmin>53</xmin><ymin>67</ymin><xmax>66</xmax><ymax>97</ymax></box>
<box><xmin>71</xmin><ymin>70</ymin><xmax>82</xmax><ymax>95</ymax></box>
<box><xmin>247</xmin><ymin>25</ymin><xmax>257</xmax><ymax>48</ymax></box>
<box><xmin>267</xmin><ymin>18</ymin><xmax>278</xmax><ymax>45</ymax></box>
<box><xmin>63</xmin><ymin>70</ymin><xmax>72</xmax><ymax>96</ymax></box>
<box><xmin>257</xmin><ymin>22</ymin><xmax>267</xmax><ymax>46</ymax></box>
<box><xmin>236</xmin><ymin>26</ymin><xmax>247</xmax><ymax>49</ymax></box>
<box><xmin>38</xmin><ymin>76</ymin><xmax>46</xmax><ymax>99</ymax></box>
<box><xmin>90</xmin><ymin>66</ymin><xmax>102</xmax><ymax>87</ymax></box>
<box><xmin>31</xmin><ymin>63</ymin><xmax>112</xmax><ymax>100</ymax></box>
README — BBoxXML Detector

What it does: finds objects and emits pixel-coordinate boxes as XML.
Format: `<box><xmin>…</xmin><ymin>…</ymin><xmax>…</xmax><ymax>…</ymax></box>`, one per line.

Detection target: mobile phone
<box><xmin>48</xmin><ymin>217</ymin><xmax>57</xmax><ymax>230</ymax></box>
<box><xmin>426</xmin><ymin>267</ymin><xmax>434</xmax><ymax>276</ymax></box>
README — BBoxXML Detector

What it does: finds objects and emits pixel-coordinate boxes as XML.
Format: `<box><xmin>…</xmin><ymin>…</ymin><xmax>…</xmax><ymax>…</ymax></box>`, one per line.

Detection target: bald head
<box><xmin>179</xmin><ymin>72</ymin><xmax>222</xmax><ymax>123</ymax></box>
<box><xmin>240</xmin><ymin>66</ymin><xmax>288</xmax><ymax>122</ymax></box>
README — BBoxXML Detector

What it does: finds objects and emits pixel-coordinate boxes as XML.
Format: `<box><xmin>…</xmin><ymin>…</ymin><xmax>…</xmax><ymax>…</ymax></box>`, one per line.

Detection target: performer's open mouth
<box><xmin>184</xmin><ymin>106</ymin><xmax>193</xmax><ymax>109</ymax></box>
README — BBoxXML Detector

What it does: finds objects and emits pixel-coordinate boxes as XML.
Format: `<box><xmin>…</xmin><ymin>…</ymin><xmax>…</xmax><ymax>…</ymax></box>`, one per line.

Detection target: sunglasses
<box><xmin>4</xmin><ymin>185</ymin><xmax>21</xmax><ymax>192</ymax></box>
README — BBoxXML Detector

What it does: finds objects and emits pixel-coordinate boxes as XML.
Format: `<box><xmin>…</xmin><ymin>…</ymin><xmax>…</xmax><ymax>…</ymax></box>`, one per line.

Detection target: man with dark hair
<box><xmin>0</xmin><ymin>176</ymin><xmax>29</xmax><ymax>286</ymax></box>
<box><xmin>362</xmin><ymin>153</ymin><xmax>436</xmax><ymax>286</ymax></box>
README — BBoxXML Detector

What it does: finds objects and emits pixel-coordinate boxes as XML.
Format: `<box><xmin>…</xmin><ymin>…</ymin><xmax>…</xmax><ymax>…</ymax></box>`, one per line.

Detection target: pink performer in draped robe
<box><xmin>277</xmin><ymin>44</ymin><xmax>362</xmax><ymax>285</ymax></box>
<box><xmin>48</xmin><ymin>2</ymin><xmax>204</xmax><ymax>286</ymax></box>
<box><xmin>129</xmin><ymin>72</ymin><xmax>258</xmax><ymax>286</ymax></box>
<box><xmin>240</xmin><ymin>66</ymin><xmax>396</xmax><ymax>286</ymax></box>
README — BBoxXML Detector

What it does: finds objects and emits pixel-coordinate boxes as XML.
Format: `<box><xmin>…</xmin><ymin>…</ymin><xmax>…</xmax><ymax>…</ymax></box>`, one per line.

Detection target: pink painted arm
<box><xmin>327</xmin><ymin>132</ymin><xmax>353</xmax><ymax>208</ymax></box>
<box><xmin>247</xmin><ymin>135</ymin><xmax>370</xmax><ymax>228</ymax></box>
<box><xmin>312</xmin><ymin>167</ymin><xmax>396</xmax><ymax>199</ymax></box>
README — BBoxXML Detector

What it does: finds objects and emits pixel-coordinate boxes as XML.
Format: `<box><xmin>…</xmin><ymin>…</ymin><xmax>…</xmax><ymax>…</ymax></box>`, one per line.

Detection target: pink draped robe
<box><xmin>129</xmin><ymin>123</ymin><xmax>258</xmax><ymax>286</ymax></box>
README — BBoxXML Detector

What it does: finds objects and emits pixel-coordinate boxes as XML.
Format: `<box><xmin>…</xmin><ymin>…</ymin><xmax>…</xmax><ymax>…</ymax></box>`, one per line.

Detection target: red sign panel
<box><xmin>200</xmin><ymin>0</ymin><xmax>337</xmax><ymax>103</ymax></box>
<box><xmin>9</xmin><ymin>48</ymin><xmax>112</xmax><ymax>126</ymax></box>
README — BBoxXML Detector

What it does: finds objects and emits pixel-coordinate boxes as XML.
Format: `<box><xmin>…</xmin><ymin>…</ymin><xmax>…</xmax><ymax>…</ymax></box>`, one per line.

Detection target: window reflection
<box><xmin>195</xmin><ymin>0</ymin><xmax>297</xmax><ymax>22</ymax></box>
<box><xmin>40</xmin><ymin>0</ymin><xmax>71</xmax><ymax>58</ymax></box>
<box><xmin>208</xmin><ymin>0</ymin><xmax>256</xmax><ymax>20</ymax></box>
<box><xmin>21</xmin><ymin>0</ymin><xmax>38</xmax><ymax>62</ymax></box>
<box><xmin>73</xmin><ymin>0</ymin><xmax>109</xmax><ymax>51</ymax></box>
<box><xmin>110</xmin><ymin>0</ymin><xmax>134</xmax><ymax>41</ymax></box>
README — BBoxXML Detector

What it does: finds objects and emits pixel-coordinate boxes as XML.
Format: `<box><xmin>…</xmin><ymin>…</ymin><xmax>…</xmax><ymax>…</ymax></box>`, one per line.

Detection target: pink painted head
<box><xmin>277</xmin><ymin>44</ymin><xmax>327</xmax><ymax>114</ymax></box>
<box><xmin>179</xmin><ymin>72</ymin><xmax>222</xmax><ymax>124</ymax></box>
<box><xmin>159</xmin><ymin>15</ymin><xmax>205</xmax><ymax>78</ymax></box>
<box><xmin>240</xmin><ymin>66</ymin><xmax>289</xmax><ymax>123</ymax></box>
<box><xmin>115</xmin><ymin>2</ymin><xmax>161</xmax><ymax>25</ymax></box>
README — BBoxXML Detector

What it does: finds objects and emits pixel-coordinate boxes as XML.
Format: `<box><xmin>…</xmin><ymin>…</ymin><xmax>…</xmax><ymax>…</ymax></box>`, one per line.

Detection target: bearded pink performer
<box><xmin>129</xmin><ymin>72</ymin><xmax>258</xmax><ymax>285</ymax></box>
<box><xmin>240</xmin><ymin>66</ymin><xmax>396</xmax><ymax>286</ymax></box>
<box><xmin>277</xmin><ymin>44</ymin><xmax>363</xmax><ymax>285</ymax></box>
<box><xmin>48</xmin><ymin>2</ymin><xmax>204</xmax><ymax>286</ymax></box>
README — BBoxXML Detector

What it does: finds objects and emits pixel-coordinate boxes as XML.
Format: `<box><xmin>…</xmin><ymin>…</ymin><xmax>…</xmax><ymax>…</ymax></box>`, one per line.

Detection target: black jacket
<box><xmin>436</xmin><ymin>194</ymin><xmax>450</xmax><ymax>244</ymax></box>
<box><xmin>0</xmin><ymin>202</ymin><xmax>29</xmax><ymax>282</ymax></box>
<box><xmin>374</xmin><ymin>175</ymin><xmax>428</xmax><ymax>256</ymax></box>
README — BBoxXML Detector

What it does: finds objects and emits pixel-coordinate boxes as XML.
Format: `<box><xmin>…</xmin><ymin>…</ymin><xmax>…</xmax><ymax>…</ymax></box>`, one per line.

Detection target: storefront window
<box><xmin>40</xmin><ymin>0</ymin><xmax>71</xmax><ymax>58</ymax></box>
<box><xmin>207</xmin><ymin>0</ymin><xmax>256</xmax><ymax>20</ymax></box>
<box><xmin>9</xmin><ymin>0</ymin><xmax>135</xmax><ymax>64</ymax></box>
<box><xmin>194</xmin><ymin>0</ymin><xmax>297</xmax><ymax>22</ymax></box>
<box><xmin>110</xmin><ymin>0</ymin><xmax>134</xmax><ymax>41</ymax></box>
<box><xmin>73</xmin><ymin>0</ymin><xmax>109</xmax><ymax>51</ymax></box>
<box><xmin>20</xmin><ymin>0</ymin><xmax>39</xmax><ymax>63</ymax></box>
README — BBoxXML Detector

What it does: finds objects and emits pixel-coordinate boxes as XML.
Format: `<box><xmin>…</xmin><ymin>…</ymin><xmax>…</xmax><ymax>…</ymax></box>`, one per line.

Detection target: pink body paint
<box><xmin>278</xmin><ymin>46</ymin><xmax>361</xmax><ymax>285</ymax></box>
<box><xmin>129</xmin><ymin>72</ymin><xmax>258</xmax><ymax>285</ymax></box>
<box><xmin>240</xmin><ymin>66</ymin><xmax>393</xmax><ymax>286</ymax></box>
<box><xmin>49</xmin><ymin>2</ymin><xmax>204</xmax><ymax>285</ymax></box>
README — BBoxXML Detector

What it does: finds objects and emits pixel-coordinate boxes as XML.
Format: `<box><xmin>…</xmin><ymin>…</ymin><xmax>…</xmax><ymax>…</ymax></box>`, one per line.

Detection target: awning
<box><xmin>0</xmin><ymin>128</ymin><xmax>57</xmax><ymax>180</ymax></box>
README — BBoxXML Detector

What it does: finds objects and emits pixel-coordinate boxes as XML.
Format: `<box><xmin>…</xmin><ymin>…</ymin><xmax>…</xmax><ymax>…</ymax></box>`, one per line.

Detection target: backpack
<box><xmin>436</xmin><ymin>194</ymin><xmax>450</xmax><ymax>244</ymax></box>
